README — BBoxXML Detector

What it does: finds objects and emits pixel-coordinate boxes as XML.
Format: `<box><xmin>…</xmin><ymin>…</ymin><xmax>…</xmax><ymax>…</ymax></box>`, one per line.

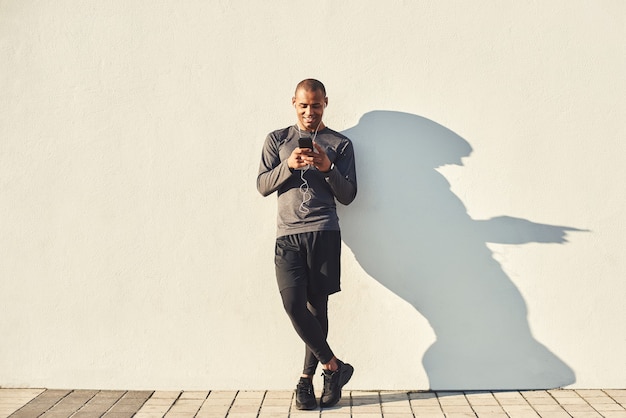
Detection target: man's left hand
<box><xmin>301</xmin><ymin>142</ymin><xmax>332</xmax><ymax>172</ymax></box>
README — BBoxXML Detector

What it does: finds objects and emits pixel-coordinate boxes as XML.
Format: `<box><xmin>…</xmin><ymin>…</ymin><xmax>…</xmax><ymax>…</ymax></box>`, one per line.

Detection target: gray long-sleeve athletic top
<box><xmin>257</xmin><ymin>125</ymin><xmax>357</xmax><ymax>237</ymax></box>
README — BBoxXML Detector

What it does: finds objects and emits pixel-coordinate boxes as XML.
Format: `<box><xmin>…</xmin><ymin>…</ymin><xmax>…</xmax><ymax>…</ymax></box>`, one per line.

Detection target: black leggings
<box><xmin>280</xmin><ymin>286</ymin><xmax>333</xmax><ymax>376</ymax></box>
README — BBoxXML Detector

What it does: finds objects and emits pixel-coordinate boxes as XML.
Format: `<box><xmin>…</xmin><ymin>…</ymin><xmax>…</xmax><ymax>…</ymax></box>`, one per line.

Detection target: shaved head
<box><xmin>295</xmin><ymin>79</ymin><xmax>326</xmax><ymax>97</ymax></box>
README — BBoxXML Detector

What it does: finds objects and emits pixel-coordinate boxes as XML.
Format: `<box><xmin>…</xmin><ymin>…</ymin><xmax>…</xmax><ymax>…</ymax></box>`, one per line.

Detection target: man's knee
<box><xmin>280</xmin><ymin>286</ymin><xmax>307</xmax><ymax>319</ymax></box>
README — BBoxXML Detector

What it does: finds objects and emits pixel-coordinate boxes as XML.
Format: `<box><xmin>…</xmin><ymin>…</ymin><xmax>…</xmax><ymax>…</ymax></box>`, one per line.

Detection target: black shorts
<box><xmin>274</xmin><ymin>230</ymin><xmax>341</xmax><ymax>296</ymax></box>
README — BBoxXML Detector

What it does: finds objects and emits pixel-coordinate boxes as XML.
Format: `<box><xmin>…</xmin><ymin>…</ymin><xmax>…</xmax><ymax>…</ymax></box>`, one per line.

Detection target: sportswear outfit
<box><xmin>257</xmin><ymin>125</ymin><xmax>357</xmax><ymax>376</ymax></box>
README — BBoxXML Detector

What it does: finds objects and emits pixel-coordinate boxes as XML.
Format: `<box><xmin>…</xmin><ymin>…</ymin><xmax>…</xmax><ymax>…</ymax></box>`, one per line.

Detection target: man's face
<box><xmin>292</xmin><ymin>88</ymin><xmax>327</xmax><ymax>132</ymax></box>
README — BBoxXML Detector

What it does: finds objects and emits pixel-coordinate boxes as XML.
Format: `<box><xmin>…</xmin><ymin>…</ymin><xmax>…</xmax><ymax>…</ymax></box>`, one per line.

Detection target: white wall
<box><xmin>1</xmin><ymin>0</ymin><xmax>624</xmax><ymax>390</ymax></box>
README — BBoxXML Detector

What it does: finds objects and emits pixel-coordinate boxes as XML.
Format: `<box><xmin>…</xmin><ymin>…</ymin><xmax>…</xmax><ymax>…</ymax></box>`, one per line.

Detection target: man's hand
<box><xmin>287</xmin><ymin>147</ymin><xmax>314</xmax><ymax>170</ymax></box>
<box><xmin>287</xmin><ymin>142</ymin><xmax>332</xmax><ymax>172</ymax></box>
<box><xmin>311</xmin><ymin>142</ymin><xmax>332</xmax><ymax>172</ymax></box>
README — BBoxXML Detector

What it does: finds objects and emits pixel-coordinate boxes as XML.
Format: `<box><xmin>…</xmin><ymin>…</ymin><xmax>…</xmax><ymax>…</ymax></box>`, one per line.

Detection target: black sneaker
<box><xmin>295</xmin><ymin>377</ymin><xmax>317</xmax><ymax>410</ymax></box>
<box><xmin>320</xmin><ymin>359</ymin><xmax>354</xmax><ymax>408</ymax></box>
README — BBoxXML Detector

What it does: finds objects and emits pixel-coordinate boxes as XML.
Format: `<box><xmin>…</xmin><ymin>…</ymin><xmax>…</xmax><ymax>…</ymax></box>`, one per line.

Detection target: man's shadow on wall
<box><xmin>339</xmin><ymin>111</ymin><xmax>583</xmax><ymax>390</ymax></box>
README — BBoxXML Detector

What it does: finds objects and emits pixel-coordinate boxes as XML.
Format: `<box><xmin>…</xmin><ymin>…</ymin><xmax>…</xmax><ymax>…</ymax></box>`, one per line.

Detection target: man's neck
<box><xmin>296</xmin><ymin>122</ymin><xmax>325</xmax><ymax>133</ymax></box>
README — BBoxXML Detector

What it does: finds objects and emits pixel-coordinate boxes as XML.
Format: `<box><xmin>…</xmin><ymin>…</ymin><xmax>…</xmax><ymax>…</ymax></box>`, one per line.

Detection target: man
<box><xmin>257</xmin><ymin>79</ymin><xmax>357</xmax><ymax>409</ymax></box>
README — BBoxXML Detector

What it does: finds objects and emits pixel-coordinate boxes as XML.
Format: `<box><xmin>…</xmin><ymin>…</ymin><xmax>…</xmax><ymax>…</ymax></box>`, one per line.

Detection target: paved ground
<box><xmin>1</xmin><ymin>388</ymin><xmax>625</xmax><ymax>418</ymax></box>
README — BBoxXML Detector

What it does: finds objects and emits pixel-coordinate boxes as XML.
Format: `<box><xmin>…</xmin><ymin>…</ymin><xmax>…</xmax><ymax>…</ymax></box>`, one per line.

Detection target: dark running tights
<box><xmin>280</xmin><ymin>286</ymin><xmax>333</xmax><ymax>376</ymax></box>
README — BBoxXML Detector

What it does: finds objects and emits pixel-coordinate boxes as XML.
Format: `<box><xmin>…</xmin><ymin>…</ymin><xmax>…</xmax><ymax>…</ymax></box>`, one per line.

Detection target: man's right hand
<box><xmin>288</xmin><ymin>147</ymin><xmax>314</xmax><ymax>170</ymax></box>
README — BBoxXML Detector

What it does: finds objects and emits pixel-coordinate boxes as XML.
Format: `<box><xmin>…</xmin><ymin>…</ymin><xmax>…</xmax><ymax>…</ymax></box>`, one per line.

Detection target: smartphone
<box><xmin>298</xmin><ymin>137</ymin><xmax>313</xmax><ymax>150</ymax></box>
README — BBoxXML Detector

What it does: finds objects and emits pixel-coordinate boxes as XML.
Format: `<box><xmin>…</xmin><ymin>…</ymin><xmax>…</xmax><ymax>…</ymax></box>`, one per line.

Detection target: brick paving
<box><xmin>1</xmin><ymin>388</ymin><xmax>625</xmax><ymax>418</ymax></box>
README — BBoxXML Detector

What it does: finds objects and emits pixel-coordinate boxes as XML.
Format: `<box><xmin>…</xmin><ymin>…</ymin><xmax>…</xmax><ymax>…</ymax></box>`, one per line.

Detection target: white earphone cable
<box><xmin>297</xmin><ymin>122</ymin><xmax>321</xmax><ymax>214</ymax></box>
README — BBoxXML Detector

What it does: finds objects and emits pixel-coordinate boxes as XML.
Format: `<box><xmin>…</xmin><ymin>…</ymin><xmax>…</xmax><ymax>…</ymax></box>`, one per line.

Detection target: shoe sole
<box><xmin>295</xmin><ymin>401</ymin><xmax>318</xmax><ymax>410</ymax></box>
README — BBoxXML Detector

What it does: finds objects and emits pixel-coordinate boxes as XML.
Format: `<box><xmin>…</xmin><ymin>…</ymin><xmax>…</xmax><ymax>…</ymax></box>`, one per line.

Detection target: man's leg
<box><xmin>302</xmin><ymin>292</ymin><xmax>329</xmax><ymax>377</ymax></box>
<box><xmin>275</xmin><ymin>232</ymin><xmax>352</xmax><ymax>409</ymax></box>
<box><xmin>282</xmin><ymin>286</ymin><xmax>353</xmax><ymax>409</ymax></box>
<box><xmin>280</xmin><ymin>286</ymin><xmax>334</xmax><ymax>367</ymax></box>
<box><xmin>280</xmin><ymin>286</ymin><xmax>333</xmax><ymax>410</ymax></box>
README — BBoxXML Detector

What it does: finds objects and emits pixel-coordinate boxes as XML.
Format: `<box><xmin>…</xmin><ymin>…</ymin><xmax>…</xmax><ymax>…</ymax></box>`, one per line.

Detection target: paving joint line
<box><xmin>92</xmin><ymin>390</ymin><xmax>129</xmax><ymax>418</ymax></box>
<box><xmin>461</xmin><ymin>390</ymin><xmax>478</xmax><ymax>418</ymax></box>
<box><xmin>223</xmin><ymin>389</ymin><xmax>238</xmax><ymax>418</ymax></box>
<box><xmin>15</xmin><ymin>388</ymin><xmax>72</xmax><ymax>417</ymax></box>
<box><xmin>67</xmin><ymin>390</ymin><xmax>100</xmax><ymax>417</ymax></box>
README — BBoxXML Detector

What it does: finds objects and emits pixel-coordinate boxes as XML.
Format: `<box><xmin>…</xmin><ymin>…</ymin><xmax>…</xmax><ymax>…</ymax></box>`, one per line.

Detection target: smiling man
<box><xmin>257</xmin><ymin>79</ymin><xmax>357</xmax><ymax>409</ymax></box>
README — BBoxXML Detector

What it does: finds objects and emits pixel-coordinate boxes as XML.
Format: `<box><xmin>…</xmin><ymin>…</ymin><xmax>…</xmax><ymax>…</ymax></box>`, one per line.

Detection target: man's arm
<box><xmin>257</xmin><ymin>133</ymin><xmax>313</xmax><ymax>196</ymax></box>
<box><xmin>324</xmin><ymin>141</ymin><xmax>357</xmax><ymax>206</ymax></box>
<box><xmin>257</xmin><ymin>133</ymin><xmax>290</xmax><ymax>197</ymax></box>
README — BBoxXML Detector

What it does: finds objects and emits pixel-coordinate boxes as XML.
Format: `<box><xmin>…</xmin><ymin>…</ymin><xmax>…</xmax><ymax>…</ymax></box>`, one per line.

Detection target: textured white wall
<box><xmin>1</xmin><ymin>1</ymin><xmax>625</xmax><ymax>390</ymax></box>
